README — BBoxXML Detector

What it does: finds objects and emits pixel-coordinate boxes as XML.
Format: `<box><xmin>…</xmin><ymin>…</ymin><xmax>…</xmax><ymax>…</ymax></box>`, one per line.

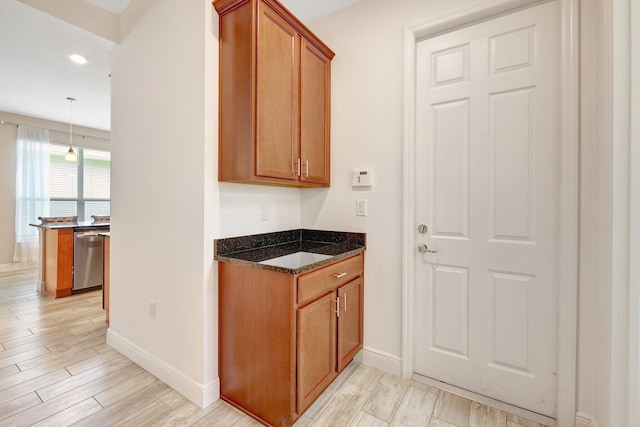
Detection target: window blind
<box><xmin>49</xmin><ymin>144</ymin><xmax>110</xmax><ymax>221</ymax></box>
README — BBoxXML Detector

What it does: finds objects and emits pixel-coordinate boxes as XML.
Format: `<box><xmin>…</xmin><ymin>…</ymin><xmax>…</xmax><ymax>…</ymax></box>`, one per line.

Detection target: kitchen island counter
<box><xmin>30</xmin><ymin>221</ymin><xmax>109</xmax><ymax>230</ymax></box>
<box><xmin>29</xmin><ymin>221</ymin><xmax>109</xmax><ymax>298</ymax></box>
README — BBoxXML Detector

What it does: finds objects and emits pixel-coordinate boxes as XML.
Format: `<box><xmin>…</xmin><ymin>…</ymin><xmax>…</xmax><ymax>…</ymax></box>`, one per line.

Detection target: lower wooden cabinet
<box><xmin>218</xmin><ymin>253</ymin><xmax>364</xmax><ymax>427</ymax></box>
<box><xmin>102</xmin><ymin>235</ymin><xmax>110</xmax><ymax>324</ymax></box>
<box><xmin>43</xmin><ymin>228</ymin><xmax>74</xmax><ymax>298</ymax></box>
<box><xmin>337</xmin><ymin>277</ymin><xmax>364</xmax><ymax>371</ymax></box>
<box><xmin>296</xmin><ymin>276</ymin><xmax>363</xmax><ymax>414</ymax></box>
<box><xmin>297</xmin><ymin>292</ymin><xmax>336</xmax><ymax>414</ymax></box>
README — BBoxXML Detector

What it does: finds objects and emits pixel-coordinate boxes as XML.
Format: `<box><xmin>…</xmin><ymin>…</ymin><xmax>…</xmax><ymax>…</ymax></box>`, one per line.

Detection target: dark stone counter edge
<box><xmin>214</xmin><ymin>229</ymin><xmax>366</xmax><ymax>275</ymax></box>
<box><xmin>215</xmin><ymin>229</ymin><xmax>365</xmax><ymax>255</ymax></box>
<box><xmin>30</xmin><ymin>222</ymin><xmax>110</xmax><ymax>230</ymax></box>
<box><xmin>215</xmin><ymin>246</ymin><xmax>365</xmax><ymax>275</ymax></box>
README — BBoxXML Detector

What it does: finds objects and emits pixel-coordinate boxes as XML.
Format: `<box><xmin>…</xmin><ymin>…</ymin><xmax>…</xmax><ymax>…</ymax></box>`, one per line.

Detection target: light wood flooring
<box><xmin>0</xmin><ymin>270</ymin><xmax>550</xmax><ymax>426</ymax></box>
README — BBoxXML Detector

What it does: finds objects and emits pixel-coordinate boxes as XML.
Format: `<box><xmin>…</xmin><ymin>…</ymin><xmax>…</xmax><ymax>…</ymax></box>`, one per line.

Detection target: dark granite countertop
<box><xmin>214</xmin><ymin>229</ymin><xmax>366</xmax><ymax>274</ymax></box>
<box><xmin>30</xmin><ymin>221</ymin><xmax>110</xmax><ymax>230</ymax></box>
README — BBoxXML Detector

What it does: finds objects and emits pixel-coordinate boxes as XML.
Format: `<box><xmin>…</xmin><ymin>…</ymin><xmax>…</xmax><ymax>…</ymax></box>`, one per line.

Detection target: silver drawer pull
<box><xmin>332</xmin><ymin>272</ymin><xmax>347</xmax><ymax>279</ymax></box>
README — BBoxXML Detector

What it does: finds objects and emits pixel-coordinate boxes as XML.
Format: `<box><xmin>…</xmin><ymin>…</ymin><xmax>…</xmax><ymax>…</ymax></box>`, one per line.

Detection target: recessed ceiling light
<box><xmin>70</xmin><ymin>54</ymin><xmax>87</xmax><ymax>64</ymax></box>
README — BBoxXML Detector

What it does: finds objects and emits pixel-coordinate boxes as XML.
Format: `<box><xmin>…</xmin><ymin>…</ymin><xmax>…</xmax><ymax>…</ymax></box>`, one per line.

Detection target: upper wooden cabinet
<box><xmin>214</xmin><ymin>0</ymin><xmax>335</xmax><ymax>187</ymax></box>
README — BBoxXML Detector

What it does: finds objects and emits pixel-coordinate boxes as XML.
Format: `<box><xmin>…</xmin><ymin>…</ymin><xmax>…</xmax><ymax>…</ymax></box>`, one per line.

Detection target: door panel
<box><xmin>489</xmin><ymin>88</ymin><xmax>535</xmax><ymax>242</ymax></box>
<box><xmin>430</xmin><ymin>265</ymin><xmax>468</xmax><ymax>358</ymax></box>
<box><xmin>300</xmin><ymin>39</ymin><xmax>330</xmax><ymax>185</ymax></box>
<box><xmin>489</xmin><ymin>271</ymin><xmax>535</xmax><ymax>374</ymax></box>
<box><xmin>432</xmin><ymin>99</ymin><xmax>470</xmax><ymax>238</ymax></box>
<box><xmin>337</xmin><ymin>277</ymin><xmax>363</xmax><ymax>371</ymax></box>
<box><xmin>256</xmin><ymin>4</ymin><xmax>299</xmax><ymax>180</ymax></box>
<box><xmin>297</xmin><ymin>292</ymin><xmax>336</xmax><ymax>413</ymax></box>
<box><xmin>414</xmin><ymin>1</ymin><xmax>558</xmax><ymax>417</ymax></box>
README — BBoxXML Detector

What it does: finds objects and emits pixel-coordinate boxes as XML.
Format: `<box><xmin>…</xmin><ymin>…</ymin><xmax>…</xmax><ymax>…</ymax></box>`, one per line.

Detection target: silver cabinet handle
<box><xmin>332</xmin><ymin>272</ymin><xmax>347</xmax><ymax>279</ymax></box>
<box><xmin>334</xmin><ymin>297</ymin><xmax>340</xmax><ymax>317</ymax></box>
<box><xmin>342</xmin><ymin>294</ymin><xmax>347</xmax><ymax>312</ymax></box>
<box><xmin>297</xmin><ymin>158</ymin><xmax>301</xmax><ymax>176</ymax></box>
<box><xmin>417</xmin><ymin>243</ymin><xmax>437</xmax><ymax>254</ymax></box>
<box><xmin>304</xmin><ymin>160</ymin><xmax>309</xmax><ymax>177</ymax></box>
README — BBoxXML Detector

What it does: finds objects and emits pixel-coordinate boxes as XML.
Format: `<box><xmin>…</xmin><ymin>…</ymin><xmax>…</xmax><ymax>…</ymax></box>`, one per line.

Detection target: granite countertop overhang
<box><xmin>29</xmin><ymin>221</ymin><xmax>110</xmax><ymax>230</ymax></box>
<box><xmin>214</xmin><ymin>229</ymin><xmax>366</xmax><ymax>274</ymax></box>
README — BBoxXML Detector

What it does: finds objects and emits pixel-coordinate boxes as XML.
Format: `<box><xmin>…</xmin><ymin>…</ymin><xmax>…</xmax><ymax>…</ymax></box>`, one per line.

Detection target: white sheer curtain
<box><xmin>14</xmin><ymin>125</ymin><xmax>50</xmax><ymax>262</ymax></box>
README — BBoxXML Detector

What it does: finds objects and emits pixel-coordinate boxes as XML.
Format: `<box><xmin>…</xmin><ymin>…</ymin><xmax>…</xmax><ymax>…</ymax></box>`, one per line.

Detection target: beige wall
<box><xmin>0</xmin><ymin>112</ymin><xmax>110</xmax><ymax>265</ymax></box>
<box><xmin>0</xmin><ymin>123</ymin><xmax>18</xmax><ymax>264</ymax></box>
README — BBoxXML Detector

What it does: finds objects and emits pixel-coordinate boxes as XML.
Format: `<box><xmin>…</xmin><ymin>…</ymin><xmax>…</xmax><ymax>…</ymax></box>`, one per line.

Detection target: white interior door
<box><xmin>413</xmin><ymin>1</ymin><xmax>559</xmax><ymax>417</ymax></box>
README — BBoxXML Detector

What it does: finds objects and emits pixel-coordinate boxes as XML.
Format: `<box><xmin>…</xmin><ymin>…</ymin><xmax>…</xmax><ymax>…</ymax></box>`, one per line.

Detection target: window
<box><xmin>49</xmin><ymin>144</ymin><xmax>111</xmax><ymax>222</ymax></box>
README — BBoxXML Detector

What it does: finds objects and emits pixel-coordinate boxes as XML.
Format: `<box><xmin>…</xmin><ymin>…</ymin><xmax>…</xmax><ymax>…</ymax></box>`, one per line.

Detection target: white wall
<box><xmin>303</xmin><ymin>0</ymin><xmax>488</xmax><ymax>367</ymax></box>
<box><xmin>108</xmin><ymin>0</ymin><xmax>639</xmax><ymax>421</ymax></box>
<box><xmin>578</xmin><ymin>1</ymin><xmax>609</xmax><ymax>423</ymax></box>
<box><xmin>628</xmin><ymin>1</ymin><xmax>640</xmax><ymax>425</ymax></box>
<box><xmin>110</xmin><ymin>0</ymin><xmax>213</xmax><ymax>404</ymax></box>
<box><xmin>608</xmin><ymin>0</ymin><xmax>640</xmax><ymax>426</ymax></box>
<box><xmin>578</xmin><ymin>0</ymin><xmax>640</xmax><ymax>426</ymax></box>
<box><xmin>307</xmin><ymin>0</ymin><xmax>637</xmax><ymax>425</ymax></box>
<box><xmin>109</xmin><ymin>0</ymin><xmax>301</xmax><ymax>407</ymax></box>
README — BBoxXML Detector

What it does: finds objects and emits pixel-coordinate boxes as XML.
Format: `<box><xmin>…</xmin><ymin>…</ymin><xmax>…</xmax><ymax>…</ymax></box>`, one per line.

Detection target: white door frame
<box><xmin>612</xmin><ymin>1</ymin><xmax>640</xmax><ymax>425</ymax></box>
<box><xmin>629</xmin><ymin>1</ymin><xmax>640</xmax><ymax>424</ymax></box>
<box><xmin>401</xmin><ymin>0</ymin><xmax>579</xmax><ymax>425</ymax></box>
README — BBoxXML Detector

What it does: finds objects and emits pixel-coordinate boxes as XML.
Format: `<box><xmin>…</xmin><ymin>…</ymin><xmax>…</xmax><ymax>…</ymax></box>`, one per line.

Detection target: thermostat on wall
<box><xmin>352</xmin><ymin>169</ymin><xmax>373</xmax><ymax>187</ymax></box>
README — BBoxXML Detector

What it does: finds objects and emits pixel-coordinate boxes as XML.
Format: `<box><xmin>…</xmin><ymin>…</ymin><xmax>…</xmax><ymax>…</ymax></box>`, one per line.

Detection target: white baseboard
<box><xmin>106</xmin><ymin>329</ymin><xmax>219</xmax><ymax>408</ymax></box>
<box><xmin>576</xmin><ymin>412</ymin><xmax>598</xmax><ymax>427</ymax></box>
<box><xmin>355</xmin><ymin>346</ymin><xmax>403</xmax><ymax>376</ymax></box>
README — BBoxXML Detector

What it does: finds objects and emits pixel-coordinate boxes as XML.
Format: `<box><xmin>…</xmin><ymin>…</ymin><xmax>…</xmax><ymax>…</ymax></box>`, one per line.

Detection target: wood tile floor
<box><xmin>0</xmin><ymin>270</ymin><xmax>550</xmax><ymax>426</ymax></box>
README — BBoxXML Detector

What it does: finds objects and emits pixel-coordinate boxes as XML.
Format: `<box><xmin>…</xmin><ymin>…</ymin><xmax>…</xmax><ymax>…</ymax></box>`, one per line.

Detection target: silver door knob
<box><xmin>417</xmin><ymin>243</ymin><xmax>437</xmax><ymax>254</ymax></box>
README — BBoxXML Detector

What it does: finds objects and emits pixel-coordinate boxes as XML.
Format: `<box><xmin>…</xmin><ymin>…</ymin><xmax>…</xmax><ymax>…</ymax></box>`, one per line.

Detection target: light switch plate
<box><xmin>259</xmin><ymin>205</ymin><xmax>269</xmax><ymax>221</ymax></box>
<box><xmin>356</xmin><ymin>199</ymin><xmax>367</xmax><ymax>216</ymax></box>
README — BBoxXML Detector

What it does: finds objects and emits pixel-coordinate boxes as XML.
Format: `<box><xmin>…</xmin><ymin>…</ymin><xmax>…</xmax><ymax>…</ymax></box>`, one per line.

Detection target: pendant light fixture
<box><xmin>64</xmin><ymin>97</ymin><xmax>77</xmax><ymax>162</ymax></box>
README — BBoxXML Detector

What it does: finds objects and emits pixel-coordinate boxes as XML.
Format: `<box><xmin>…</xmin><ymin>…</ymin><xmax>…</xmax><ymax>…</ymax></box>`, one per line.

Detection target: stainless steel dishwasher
<box><xmin>73</xmin><ymin>229</ymin><xmax>104</xmax><ymax>291</ymax></box>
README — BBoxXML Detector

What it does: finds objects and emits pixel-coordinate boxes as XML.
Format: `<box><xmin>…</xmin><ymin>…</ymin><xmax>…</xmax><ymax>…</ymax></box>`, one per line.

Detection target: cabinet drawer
<box><xmin>297</xmin><ymin>255</ymin><xmax>363</xmax><ymax>305</ymax></box>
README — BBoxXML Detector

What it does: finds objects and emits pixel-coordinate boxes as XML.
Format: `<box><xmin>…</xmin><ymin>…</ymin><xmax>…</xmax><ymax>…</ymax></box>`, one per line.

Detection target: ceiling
<box><xmin>0</xmin><ymin>0</ymin><xmax>361</xmax><ymax>132</ymax></box>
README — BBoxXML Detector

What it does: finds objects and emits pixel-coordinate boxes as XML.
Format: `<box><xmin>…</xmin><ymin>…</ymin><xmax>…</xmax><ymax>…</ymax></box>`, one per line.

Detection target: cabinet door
<box><xmin>103</xmin><ymin>236</ymin><xmax>110</xmax><ymax>324</ymax></box>
<box><xmin>300</xmin><ymin>38</ymin><xmax>331</xmax><ymax>185</ymax></box>
<box><xmin>44</xmin><ymin>228</ymin><xmax>74</xmax><ymax>298</ymax></box>
<box><xmin>256</xmin><ymin>2</ymin><xmax>300</xmax><ymax>180</ymax></box>
<box><xmin>337</xmin><ymin>277</ymin><xmax>363</xmax><ymax>372</ymax></box>
<box><xmin>297</xmin><ymin>292</ymin><xmax>337</xmax><ymax>413</ymax></box>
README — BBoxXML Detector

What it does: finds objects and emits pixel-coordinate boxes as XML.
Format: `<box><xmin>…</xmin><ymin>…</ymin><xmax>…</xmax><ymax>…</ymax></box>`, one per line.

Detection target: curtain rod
<box><xmin>0</xmin><ymin>119</ymin><xmax>110</xmax><ymax>141</ymax></box>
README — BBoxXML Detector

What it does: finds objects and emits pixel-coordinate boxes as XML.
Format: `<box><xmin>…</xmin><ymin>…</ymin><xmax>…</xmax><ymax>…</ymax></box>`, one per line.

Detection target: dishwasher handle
<box><xmin>76</xmin><ymin>231</ymin><xmax>101</xmax><ymax>238</ymax></box>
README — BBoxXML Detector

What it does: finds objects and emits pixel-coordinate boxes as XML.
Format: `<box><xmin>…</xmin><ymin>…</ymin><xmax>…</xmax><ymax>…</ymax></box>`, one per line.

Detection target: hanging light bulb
<box><xmin>65</xmin><ymin>97</ymin><xmax>77</xmax><ymax>162</ymax></box>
